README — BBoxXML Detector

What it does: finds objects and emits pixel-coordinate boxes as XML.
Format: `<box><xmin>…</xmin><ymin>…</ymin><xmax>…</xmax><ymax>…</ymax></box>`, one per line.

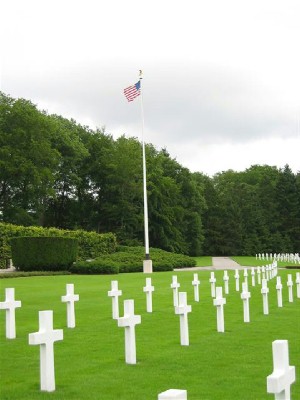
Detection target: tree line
<box><xmin>1</xmin><ymin>92</ymin><xmax>299</xmax><ymax>255</ymax></box>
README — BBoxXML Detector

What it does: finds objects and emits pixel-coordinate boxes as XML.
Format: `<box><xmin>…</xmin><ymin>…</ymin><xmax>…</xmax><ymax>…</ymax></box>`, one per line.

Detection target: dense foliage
<box><xmin>10</xmin><ymin>236</ymin><xmax>78</xmax><ymax>271</ymax></box>
<box><xmin>70</xmin><ymin>246</ymin><xmax>196</xmax><ymax>274</ymax></box>
<box><xmin>1</xmin><ymin>92</ymin><xmax>299</xmax><ymax>256</ymax></box>
<box><xmin>0</xmin><ymin>222</ymin><xmax>116</xmax><ymax>268</ymax></box>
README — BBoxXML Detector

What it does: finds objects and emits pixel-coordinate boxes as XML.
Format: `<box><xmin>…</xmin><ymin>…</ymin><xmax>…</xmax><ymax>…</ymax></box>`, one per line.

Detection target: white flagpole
<box><xmin>139</xmin><ymin>70</ymin><xmax>152</xmax><ymax>273</ymax></box>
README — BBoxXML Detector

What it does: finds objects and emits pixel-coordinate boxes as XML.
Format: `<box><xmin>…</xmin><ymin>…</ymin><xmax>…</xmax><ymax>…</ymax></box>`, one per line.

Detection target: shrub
<box><xmin>70</xmin><ymin>261</ymin><xmax>118</xmax><ymax>275</ymax></box>
<box><xmin>0</xmin><ymin>222</ymin><xmax>117</xmax><ymax>268</ymax></box>
<box><xmin>70</xmin><ymin>246</ymin><xmax>196</xmax><ymax>274</ymax></box>
<box><xmin>10</xmin><ymin>237</ymin><xmax>78</xmax><ymax>271</ymax></box>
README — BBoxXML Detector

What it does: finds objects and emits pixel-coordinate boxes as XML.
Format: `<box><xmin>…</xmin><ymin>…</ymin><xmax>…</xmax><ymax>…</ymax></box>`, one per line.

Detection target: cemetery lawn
<box><xmin>193</xmin><ymin>256</ymin><xmax>212</xmax><ymax>266</ymax></box>
<box><xmin>1</xmin><ymin>270</ymin><xmax>299</xmax><ymax>400</ymax></box>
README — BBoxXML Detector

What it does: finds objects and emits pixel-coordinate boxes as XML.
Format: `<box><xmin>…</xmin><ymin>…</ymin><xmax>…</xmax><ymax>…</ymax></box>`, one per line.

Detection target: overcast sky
<box><xmin>1</xmin><ymin>0</ymin><xmax>299</xmax><ymax>176</ymax></box>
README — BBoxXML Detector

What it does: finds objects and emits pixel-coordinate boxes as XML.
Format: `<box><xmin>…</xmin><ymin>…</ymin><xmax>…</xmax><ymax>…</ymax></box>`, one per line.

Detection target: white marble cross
<box><xmin>213</xmin><ymin>287</ymin><xmax>226</xmax><ymax>332</ymax></box>
<box><xmin>209</xmin><ymin>272</ymin><xmax>216</xmax><ymax>297</ymax></box>
<box><xmin>158</xmin><ymin>389</ymin><xmax>187</xmax><ymax>399</ymax></box>
<box><xmin>28</xmin><ymin>310</ymin><xmax>63</xmax><ymax>392</ymax></box>
<box><xmin>261</xmin><ymin>279</ymin><xmax>269</xmax><ymax>315</ymax></box>
<box><xmin>287</xmin><ymin>274</ymin><xmax>293</xmax><ymax>303</ymax></box>
<box><xmin>243</xmin><ymin>268</ymin><xmax>248</xmax><ymax>287</ymax></box>
<box><xmin>223</xmin><ymin>270</ymin><xmax>229</xmax><ymax>295</ymax></box>
<box><xmin>0</xmin><ymin>288</ymin><xmax>22</xmax><ymax>339</ymax></box>
<box><xmin>108</xmin><ymin>280</ymin><xmax>122</xmax><ymax>319</ymax></box>
<box><xmin>267</xmin><ymin>340</ymin><xmax>296</xmax><ymax>400</ymax></box>
<box><xmin>262</xmin><ymin>266</ymin><xmax>266</xmax><ymax>281</ymax></box>
<box><xmin>251</xmin><ymin>267</ymin><xmax>256</xmax><ymax>286</ymax></box>
<box><xmin>296</xmin><ymin>272</ymin><xmax>300</xmax><ymax>298</ymax></box>
<box><xmin>117</xmin><ymin>299</ymin><xmax>141</xmax><ymax>364</ymax></box>
<box><xmin>143</xmin><ymin>277</ymin><xmax>154</xmax><ymax>313</ymax></box>
<box><xmin>234</xmin><ymin>269</ymin><xmax>240</xmax><ymax>291</ymax></box>
<box><xmin>175</xmin><ymin>292</ymin><xmax>192</xmax><ymax>346</ymax></box>
<box><xmin>61</xmin><ymin>284</ymin><xmax>79</xmax><ymax>328</ymax></box>
<box><xmin>192</xmin><ymin>273</ymin><xmax>200</xmax><ymax>302</ymax></box>
<box><xmin>266</xmin><ymin>265</ymin><xmax>270</xmax><ymax>281</ymax></box>
<box><xmin>170</xmin><ymin>276</ymin><xmax>180</xmax><ymax>307</ymax></box>
<box><xmin>257</xmin><ymin>266</ymin><xmax>261</xmax><ymax>285</ymax></box>
<box><xmin>276</xmin><ymin>276</ymin><xmax>283</xmax><ymax>308</ymax></box>
<box><xmin>240</xmin><ymin>282</ymin><xmax>251</xmax><ymax>322</ymax></box>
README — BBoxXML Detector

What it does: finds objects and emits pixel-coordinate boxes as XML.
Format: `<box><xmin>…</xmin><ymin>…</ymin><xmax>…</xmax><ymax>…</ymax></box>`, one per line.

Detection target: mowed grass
<box><xmin>0</xmin><ymin>269</ymin><xmax>299</xmax><ymax>400</ymax></box>
<box><xmin>231</xmin><ymin>256</ymin><xmax>300</xmax><ymax>268</ymax></box>
<box><xmin>193</xmin><ymin>256</ymin><xmax>212</xmax><ymax>266</ymax></box>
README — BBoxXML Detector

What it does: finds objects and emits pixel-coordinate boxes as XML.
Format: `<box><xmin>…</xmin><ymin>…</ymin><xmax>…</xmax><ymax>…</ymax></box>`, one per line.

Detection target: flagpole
<box><xmin>139</xmin><ymin>70</ymin><xmax>153</xmax><ymax>273</ymax></box>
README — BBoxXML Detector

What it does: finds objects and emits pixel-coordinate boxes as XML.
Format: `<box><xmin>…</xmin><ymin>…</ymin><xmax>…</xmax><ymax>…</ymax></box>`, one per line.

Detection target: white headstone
<box><xmin>234</xmin><ymin>269</ymin><xmax>240</xmax><ymax>291</ymax></box>
<box><xmin>117</xmin><ymin>299</ymin><xmax>141</xmax><ymax>364</ymax></box>
<box><xmin>158</xmin><ymin>389</ymin><xmax>187</xmax><ymax>399</ymax></box>
<box><xmin>244</xmin><ymin>268</ymin><xmax>248</xmax><ymax>287</ymax></box>
<box><xmin>192</xmin><ymin>273</ymin><xmax>200</xmax><ymax>302</ymax></box>
<box><xmin>240</xmin><ymin>282</ymin><xmax>251</xmax><ymax>322</ymax></box>
<box><xmin>61</xmin><ymin>284</ymin><xmax>79</xmax><ymax>328</ymax></box>
<box><xmin>108</xmin><ymin>280</ymin><xmax>122</xmax><ymax>319</ymax></box>
<box><xmin>28</xmin><ymin>310</ymin><xmax>63</xmax><ymax>392</ymax></box>
<box><xmin>267</xmin><ymin>340</ymin><xmax>296</xmax><ymax>400</ymax></box>
<box><xmin>174</xmin><ymin>292</ymin><xmax>192</xmax><ymax>346</ymax></box>
<box><xmin>262</xmin><ymin>266</ymin><xmax>266</xmax><ymax>281</ymax></box>
<box><xmin>276</xmin><ymin>276</ymin><xmax>283</xmax><ymax>308</ymax></box>
<box><xmin>223</xmin><ymin>270</ymin><xmax>229</xmax><ymax>295</ymax></box>
<box><xmin>257</xmin><ymin>266</ymin><xmax>261</xmax><ymax>285</ymax></box>
<box><xmin>209</xmin><ymin>272</ymin><xmax>216</xmax><ymax>297</ymax></box>
<box><xmin>251</xmin><ymin>267</ymin><xmax>256</xmax><ymax>287</ymax></box>
<box><xmin>143</xmin><ymin>277</ymin><xmax>154</xmax><ymax>313</ymax></box>
<box><xmin>0</xmin><ymin>288</ymin><xmax>22</xmax><ymax>339</ymax></box>
<box><xmin>296</xmin><ymin>272</ymin><xmax>300</xmax><ymax>298</ymax></box>
<box><xmin>261</xmin><ymin>279</ymin><xmax>269</xmax><ymax>315</ymax></box>
<box><xmin>170</xmin><ymin>276</ymin><xmax>180</xmax><ymax>307</ymax></box>
<box><xmin>213</xmin><ymin>287</ymin><xmax>226</xmax><ymax>333</ymax></box>
<box><xmin>287</xmin><ymin>274</ymin><xmax>293</xmax><ymax>303</ymax></box>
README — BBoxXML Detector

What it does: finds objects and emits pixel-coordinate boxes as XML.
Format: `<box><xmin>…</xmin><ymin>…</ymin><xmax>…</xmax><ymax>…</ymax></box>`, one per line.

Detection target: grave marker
<box><xmin>223</xmin><ymin>270</ymin><xmax>229</xmax><ymax>295</ymax></box>
<box><xmin>267</xmin><ymin>340</ymin><xmax>296</xmax><ymax>400</ymax></box>
<box><xmin>61</xmin><ymin>284</ymin><xmax>79</xmax><ymax>328</ymax></box>
<box><xmin>261</xmin><ymin>279</ymin><xmax>269</xmax><ymax>315</ymax></box>
<box><xmin>143</xmin><ymin>277</ymin><xmax>154</xmax><ymax>313</ymax></box>
<box><xmin>107</xmin><ymin>281</ymin><xmax>122</xmax><ymax>319</ymax></box>
<box><xmin>118</xmin><ymin>299</ymin><xmax>141</xmax><ymax>364</ymax></box>
<box><xmin>170</xmin><ymin>276</ymin><xmax>180</xmax><ymax>307</ymax></box>
<box><xmin>244</xmin><ymin>268</ymin><xmax>248</xmax><ymax>287</ymax></box>
<box><xmin>158</xmin><ymin>389</ymin><xmax>187</xmax><ymax>399</ymax></box>
<box><xmin>0</xmin><ymin>288</ymin><xmax>22</xmax><ymax>339</ymax></box>
<box><xmin>213</xmin><ymin>287</ymin><xmax>226</xmax><ymax>333</ymax></box>
<box><xmin>28</xmin><ymin>310</ymin><xmax>63</xmax><ymax>392</ymax></box>
<box><xmin>240</xmin><ymin>282</ymin><xmax>251</xmax><ymax>323</ymax></box>
<box><xmin>262</xmin><ymin>266</ymin><xmax>266</xmax><ymax>281</ymax></box>
<box><xmin>192</xmin><ymin>273</ymin><xmax>200</xmax><ymax>302</ymax></box>
<box><xmin>251</xmin><ymin>267</ymin><xmax>256</xmax><ymax>286</ymax></box>
<box><xmin>209</xmin><ymin>272</ymin><xmax>216</xmax><ymax>297</ymax></box>
<box><xmin>287</xmin><ymin>275</ymin><xmax>293</xmax><ymax>303</ymax></box>
<box><xmin>257</xmin><ymin>266</ymin><xmax>261</xmax><ymax>285</ymax></box>
<box><xmin>234</xmin><ymin>269</ymin><xmax>240</xmax><ymax>291</ymax></box>
<box><xmin>296</xmin><ymin>272</ymin><xmax>300</xmax><ymax>298</ymax></box>
<box><xmin>276</xmin><ymin>276</ymin><xmax>283</xmax><ymax>308</ymax></box>
<box><xmin>175</xmin><ymin>292</ymin><xmax>191</xmax><ymax>346</ymax></box>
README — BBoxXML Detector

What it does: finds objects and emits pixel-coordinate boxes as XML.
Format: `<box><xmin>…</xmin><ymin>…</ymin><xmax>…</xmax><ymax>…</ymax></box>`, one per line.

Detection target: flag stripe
<box><xmin>124</xmin><ymin>81</ymin><xmax>141</xmax><ymax>102</ymax></box>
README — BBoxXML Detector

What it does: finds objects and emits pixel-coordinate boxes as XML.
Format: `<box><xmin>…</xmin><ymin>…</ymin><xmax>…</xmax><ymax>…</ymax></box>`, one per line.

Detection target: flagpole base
<box><xmin>143</xmin><ymin>259</ymin><xmax>153</xmax><ymax>274</ymax></box>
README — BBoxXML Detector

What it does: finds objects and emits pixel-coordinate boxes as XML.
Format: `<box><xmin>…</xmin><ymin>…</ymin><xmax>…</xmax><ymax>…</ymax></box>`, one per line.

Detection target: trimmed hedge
<box><xmin>0</xmin><ymin>222</ymin><xmax>117</xmax><ymax>268</ymax></box>
<box><xmin>70</xmin><ymin>246</ymin><xmax>196</xmax><ymax>274</ymax></box>
<box><xmin>10</xmin><ymin>237</ymin><xmax>78</xmax><ymax>271</ymax></box>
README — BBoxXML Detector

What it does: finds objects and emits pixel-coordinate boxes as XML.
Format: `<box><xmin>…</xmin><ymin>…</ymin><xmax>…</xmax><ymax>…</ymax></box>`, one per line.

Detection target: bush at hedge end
<box><xmin>10</xmin><ymin>237</ymin><xmax>78</xmax><ymax>271</ymax></box>
<box><xmin>70</xmin><ymin>246</ymin><xmax>196</xmax><ymax>274</ymax></box>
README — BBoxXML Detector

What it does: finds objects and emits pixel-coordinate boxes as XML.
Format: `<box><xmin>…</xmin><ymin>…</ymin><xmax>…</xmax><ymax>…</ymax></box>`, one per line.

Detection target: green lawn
<box><xmin>193</xmin><ymin>256</ymin><xmax>212</xmax><ymax>266</ymax></box>
<box><xmin>0</xmin><ymin>270</ymin><xmax>299</xmax><ymax>400</ymax></box>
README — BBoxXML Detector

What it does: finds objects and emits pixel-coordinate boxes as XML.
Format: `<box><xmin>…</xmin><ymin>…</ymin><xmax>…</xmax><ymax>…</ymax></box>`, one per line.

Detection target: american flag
<box><xmin>124</xmin><ymin>81</ymin><xmax>141</xmax><ymax>102</ymax></box>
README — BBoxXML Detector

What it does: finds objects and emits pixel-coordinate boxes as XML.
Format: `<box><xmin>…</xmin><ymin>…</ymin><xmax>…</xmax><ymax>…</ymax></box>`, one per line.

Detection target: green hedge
<box><xmin>10</xmin><ymin>237</ymin><xmax>78</xmax><ymax>271</ymax></box>
<box><xmin>70</xmin><ymin>246</ymin><xmax>196</xmax><ymax>274</ymax></box>
<box><xmin>0</xmin><ymin>222</ymin><xmax>117</xmax><ymax>268</ymax></box>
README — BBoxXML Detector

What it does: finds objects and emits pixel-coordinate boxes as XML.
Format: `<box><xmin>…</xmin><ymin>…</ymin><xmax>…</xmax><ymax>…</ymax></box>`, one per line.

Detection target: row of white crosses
<box><xmin>0</xmin><ymin>284</ymin><xmax>79</xmax><ymax>392</ymax></box>
<box><xmin>159</xmin><ymin>340</ymin><xmax>296</xmax><ymax>400</ymax></box>
<box><xmin>256</xmin><ymin>252</ymin><xmax>300</xmax><ymax>264</ymax></box>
